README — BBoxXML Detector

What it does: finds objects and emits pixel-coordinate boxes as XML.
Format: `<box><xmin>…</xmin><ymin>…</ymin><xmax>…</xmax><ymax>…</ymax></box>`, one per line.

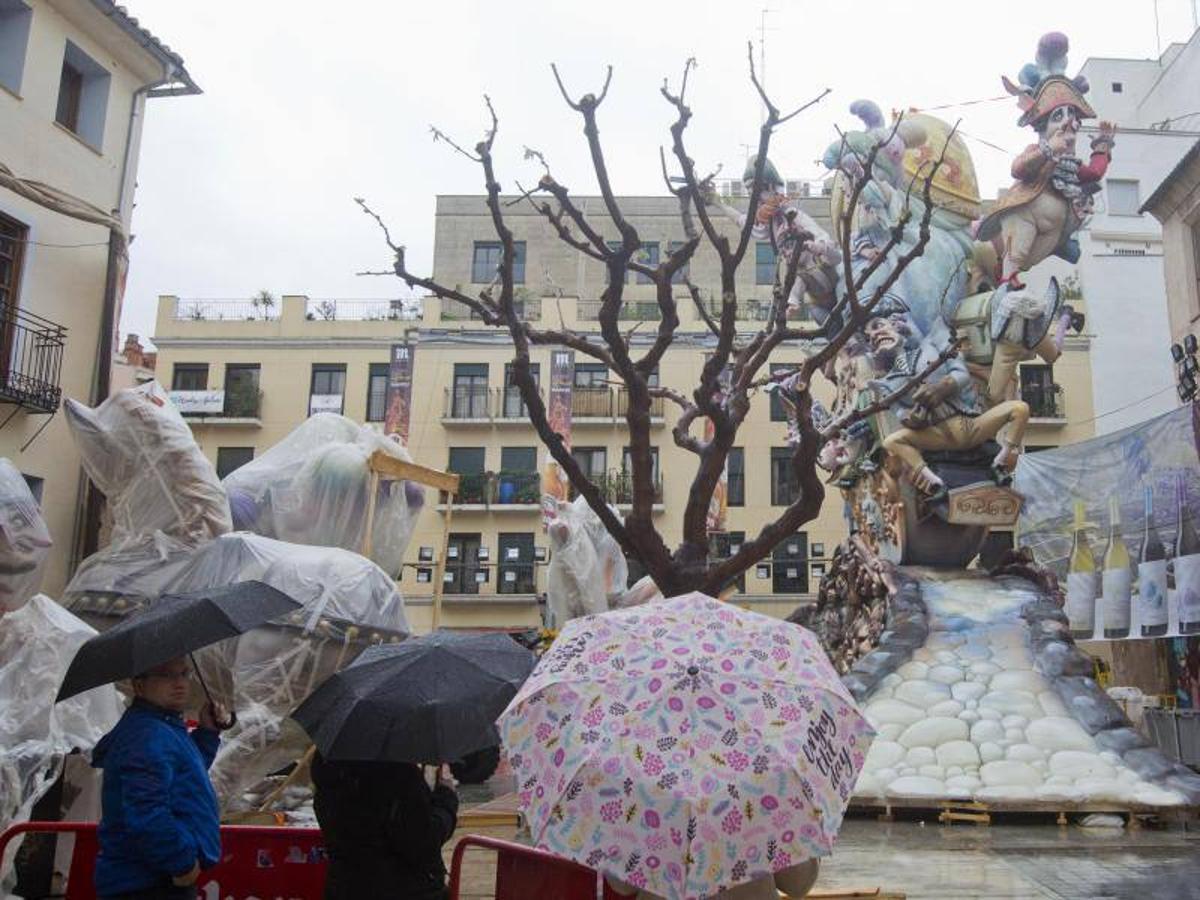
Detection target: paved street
<box><xmin>448</xmin><ymin>794</ymin><xmax>1200</xmax><ymax>899</ymax></box>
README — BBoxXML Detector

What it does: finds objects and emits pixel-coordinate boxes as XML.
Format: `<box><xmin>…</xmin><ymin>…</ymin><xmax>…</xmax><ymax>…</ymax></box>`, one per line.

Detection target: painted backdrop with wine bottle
<box><xmin>1014</xmin><ymin>401</ymin><xmax>1200</xmax><ymax>641</ymax></box>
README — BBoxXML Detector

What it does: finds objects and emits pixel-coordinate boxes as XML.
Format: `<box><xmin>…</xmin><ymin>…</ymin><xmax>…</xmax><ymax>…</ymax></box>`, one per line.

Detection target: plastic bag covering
<box><xmin>545</xmin><ymin>495</ymin><xmax>629</xmax><ymax>628</ymax></box>
<box><xmin>167</xmin><ymin>533</ymin><xmax>409</xmax><ymax>808</ymax></box>
<box><xmin>222</xmin><ymin>414</ymin><xmax>423</xmax><ymax>576</ymax></box>
<box><xmin>0</xmin><ymin>595</ymin><xmax>122</xmax><ymax>878</ymax></box>
<box><xmin>62</xmin><ymin>382</ymin><xmax>232</xmax><ymax>604</ymax></box>
<box><xmin>0</xmin><ymin>459</ymin><xmax>53</xmax><ymax>614</ymax></box>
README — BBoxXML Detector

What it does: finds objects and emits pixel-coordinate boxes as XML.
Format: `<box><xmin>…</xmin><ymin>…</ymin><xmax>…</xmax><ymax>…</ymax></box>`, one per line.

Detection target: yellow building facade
<box><xmin>153</xmin><ymin>194</ymin><xmax>1096</xmax><ymax>633</ymax></box>
<box><xmin>1</xmin><ymin>0</ymin><xmax>198</xmax><ymax>595</ymax></box>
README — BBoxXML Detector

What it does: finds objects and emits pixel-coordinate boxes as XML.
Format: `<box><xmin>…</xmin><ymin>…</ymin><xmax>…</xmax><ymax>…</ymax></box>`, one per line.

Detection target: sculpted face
<box><xmin>818</xmin><ymin>436</ymin><xmax>855</xmax><ymax>472</ymax></box>
<box><xmin>864</xmin><ymin>317</ymin><xmax>902</xmax><ymax>355</ymax></box>
<box><xmin>1043</xmin><ymin>104</ymin><xmax>1080</xmax><ymax>155</ymax></box>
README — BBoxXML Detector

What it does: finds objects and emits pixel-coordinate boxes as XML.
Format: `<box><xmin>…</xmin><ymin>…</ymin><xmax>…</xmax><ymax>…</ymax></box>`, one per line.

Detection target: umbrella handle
<box><xmin>189</xmin><ymin>652</ymin><xmax>237</xmax><ymax>731</ymax></box>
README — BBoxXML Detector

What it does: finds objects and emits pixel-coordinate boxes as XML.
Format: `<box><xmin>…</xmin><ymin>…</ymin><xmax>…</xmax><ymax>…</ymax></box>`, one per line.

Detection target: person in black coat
<box><xmin>310</xmin><ymin>753</ymin><xmax>459</xmax><ymax>900</ymax></box>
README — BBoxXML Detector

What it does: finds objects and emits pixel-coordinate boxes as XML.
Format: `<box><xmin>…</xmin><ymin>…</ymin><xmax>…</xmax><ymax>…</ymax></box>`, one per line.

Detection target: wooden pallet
<box><xmin>848</xmin><ymin>795</ymin><xmax>1197</xmax><ymax>829</ymax></box>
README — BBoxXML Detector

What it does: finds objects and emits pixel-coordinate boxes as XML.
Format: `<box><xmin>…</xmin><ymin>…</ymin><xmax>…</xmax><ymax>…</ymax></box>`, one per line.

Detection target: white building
<box><xmin>0</xmin><ymin>0</ymin><xmax>198</xmax><ymax>593</ymax></box>
<box><xmin>1074</xmin><ymin>32</ymin><xmax>1200</xmax><ymax>432</ymax></box>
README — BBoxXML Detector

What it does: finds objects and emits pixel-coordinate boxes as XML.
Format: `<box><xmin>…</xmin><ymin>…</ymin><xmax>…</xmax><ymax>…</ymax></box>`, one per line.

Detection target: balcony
<box><xmin>571</xmin><ymin>386</ymin><xmax>613</xmax><ymax>421</ymax></box>
<box><xmin>0</xmin><ymin>304</ymin><xmax>66</xmax><ymax>414</ymax></box>
<box><xmin>576</xmin><ymin>299</ymin><xmax>662</xmax><ymax>321</ymax></box>
<box><xmin>439</xmin><ymin>470</ymin><xmax>541</xmax><ymax>511</ymax></box>
<box><xmin>439</xmin><ymin>296</ymin><xmax>541</xmax><ymax>322</ymax></box>
<box><xmin>616</xmin><ymin>387</ymin><xmax>665</xmax><ymax>424</ymax></box>
<box><xmin>1022</xmin><ymin>383</ymin><xmax>1067</xmax><ymax>423</ymax></box>
<box><xmin>170</xmin><ymin>388</ymin><xmax>263</xmax><ymax>426</ymax></box>
<box><xmin>572</xmin><ymin>469</ymin><xmax>664</xmax><ymax>512</ymax></box>
<box><xmin>173</xmin><ymin>299</ymin><xmax>276</xmax><ymax>321</ymax></box>
<box><xmin>443</xmin><ymin>385</ymin><xmax>492</xmax><ymax>423</ymax></box>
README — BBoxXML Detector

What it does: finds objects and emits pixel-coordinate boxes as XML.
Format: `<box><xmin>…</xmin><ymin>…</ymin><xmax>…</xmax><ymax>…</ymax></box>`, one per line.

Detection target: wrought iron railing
<box><xmin>496</xmin><ymin>385</ymin><xmax>544</xmax><ymax>420</ymax></box>
<box><xmin>571</xmin><ymin>386</ymin><xmax>613</xmax><ymax>418</ymax></box>
<box><xmin>616</xmin><ymin>387</ymin><xmax>665</xmax><ymax>419</ymax></box>
<box><xmin>492</xmin><ymin>470</ymin><xmax>540</xmax><ymax>505</ymax></box>
<box><xmin>572</xmin><ymin>469</ymin><xmax>664</xmax><ymax>505</ymax></box>
<box><xmin>174</xmin><ymin>299</ymin><xmax>276</xmax><ymax>321</ymax></box>
<box><xmin>0</xmin><ymin>304</ymin><xmax>66</xmax><ymax>413</ymax></box>
<box><xmin>1022</xmin><ymin>382</ymin><xmax>1066</xmax><ymax>419</ymax></box>
<box><xmin>305</xmin><ymin>299</ymin><xmax>420</xmax><ymax>321</ymax></box>
<box><xmin>439</xmin><ymin>296</ymin><xmax>541</xmax><ymax>322</ymax></box>
<box><xmin>222</xmin><ymin>388</ymin><xmax>262</xmax><ymax>418</ymax></box>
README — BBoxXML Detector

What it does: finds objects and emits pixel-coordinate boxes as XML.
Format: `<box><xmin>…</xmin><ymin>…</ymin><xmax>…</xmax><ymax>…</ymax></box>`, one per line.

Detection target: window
<box><xmin>171</xmin><ymin>364</ymin><xmax>208</xmax><ymax>391</ymax></box>
<box><xmin>498</xmin><ymin>533</ymin><xmax>536</xmax><ymax>594</ymax></box>
<box><xmin>668</xmin><ymin>241</ymin><xmax>689</xmax><ymax>285</ymax></box>
<box><xmin>727</xmin><ymin>447</ymin><xmax>745</xmax><ymax>506</ymax></box>
<box><xmin>1111</xmin><ymin>82</ymin><xmax>1123</xmax><ymax>93</ymax></box>
<box><xmin>502</xmin><ymin>362</ymin><xmax>539</xmax><ymax>418</ymax></box>
<box><xmin>309</xmin><ymin>364</ymin><xmax>346</xmax><ymax>415</ymax></box>
<box><xmin>222</xmin><ymin>364</ymin><xmax>260</xmax><ymax>417</ymax></box>
<box><xmin>622</xmin><ymin>446</ymin><xmax>661</xmax><ymax>483</ymax></box>
<box><xmin>0</xmin><ymin>212</ymin><xmax>27</xmax><ymax>377</ymax></box>
<box><xmin>21</xmin><ymin>472</ymin><xmax>43</xmax><ymax>503</ymax></box>
<box><xmin>573</xmin><ymin>364</ymin><xmax>610</xmax><ymax>418</ymax></box>
<box><xmin>366</xmin><ymin>363</ymin><xmax>389</xmax><ymax>422</ymax></box>
<box><xmin>501</xmin><ymin>446</ymin><xmax>537</xmax><ymax>471</ymax></box>
<box><xmin>471</xmin><ymin>241</ymin><xmax>525</xmax><ymax>283</ymax></box>
<box><xmin>770</xmin><ymin>447</ymin><xmax>798</xmax><ymax>506</ymax></box>
<box><xmin>769</xmin><ymin>363</ymin><xmax>791</xmax><ymax>421</ymax></box>
<box><xmin>710</xmin><ymin>530</ymin><xmax>746</xmax><ymax>594</ymax></box>
<box><xmin>446</xmin><ymin>533</ymin><xmax>483</xmax><ymax>594</ymax></box>
<box><xmin>574</xmin><ymin>363</ymin><xmax>607</xmax><ymax>388</ymax></box>
<box><xmin>451</xmin><ymin>362</ymin><xmax>489</xmax><ymax>418</ymax></box>
<box><xmin>215</xmin><ymin>447</ymin><xmax>255</xmax><ymax>480</ymax></box>
<box><xmin>756</xmin><ymin>242</ymin><xmax>776</xmax><ymax>285</ymax></box>
<box><xmin>635</xmin><ymin>242</ymin><xmax>660</xmax><ymax>284</ymax></box>
<box><xmin>1106</xmin><ymin>179</ymin><xmax>1141</xmax><ymax>216</ymax></box>
<box><xmin>497</xmin><ymin>447</ymin><xmax>538</xmax><ymax>505</ymax></box>
<box><xmin>1019</xmin><ymin>364</ymin><xmax>1057</xmax><ymax>418</ymax></box>
<box><xmin>0</xmin><ymin>1</ymin><xmax>32</xmax><ymax>95</ymax></box>
<box><xmin>772</xmin><ymin>533</ymin><xmax>808</xmax><ymax>594</ymax></box>
<box><xmin>55</xmin><ymin>42</ymin><xmax>111</xmax><ymax>148</ymax></box>
<box><xmin>571</xmin><ymin>447</ymin><xmax>607</xmax><ymax>482</ymax></box>
<box><xmin>448</xmin><ymin>447</ymin><xmax>486</xmax><ymax>504</ymax></box>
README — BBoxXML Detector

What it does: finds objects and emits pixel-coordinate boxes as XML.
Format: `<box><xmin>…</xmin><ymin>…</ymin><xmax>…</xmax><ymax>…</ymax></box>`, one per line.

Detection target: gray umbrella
<box><xmin>56</xmin><ymin>580</ymin><xmax>300</xmax><ymax>703</ymax></box>
<box><xmin>292</xmin><ymin>630</ymin><xmax>535</xmax><ymax>764</ymax></box>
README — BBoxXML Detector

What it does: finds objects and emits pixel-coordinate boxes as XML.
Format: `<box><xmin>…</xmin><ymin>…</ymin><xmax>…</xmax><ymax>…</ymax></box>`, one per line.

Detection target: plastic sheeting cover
<box><xmin>222</xmin><ymin>414</ymin><xmax>423</xmax><ymax>576</ymax></box>
<box><xmin>0</xmin><ymin>595</ymin><xmax>122</xmax><ymax>878</ymax></box>
<box><xmin>0</xmin><ymin>459</ymin><xmax>52</xmax><ymax>615</ymax></box>
<box><xmin>168</xmin><ymin>533</ymin><xmax>410</xmax><ymax>808</ymax></box>
<box><xmin>63</xmin><ymin>382</ymin><xmax>231</xmax><ymax>602</ymax></box>
<box><xmin>545</xmin><ymin>495</ymin><xmax>629</xmax><ymax>628</ymax></box>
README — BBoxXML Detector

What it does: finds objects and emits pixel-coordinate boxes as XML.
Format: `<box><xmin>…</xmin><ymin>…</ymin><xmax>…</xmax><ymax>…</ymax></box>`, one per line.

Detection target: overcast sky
<box><xmin>120</xmin><ymin>0</ymin><xmax>1200</xmax><ymax>347</ymax></box>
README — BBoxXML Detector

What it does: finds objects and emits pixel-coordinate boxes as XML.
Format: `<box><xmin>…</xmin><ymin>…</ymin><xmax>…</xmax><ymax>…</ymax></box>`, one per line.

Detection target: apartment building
<box><xmin>152</xmin><ymin>193</ymin><xmax>1096</xmax><ymax>632</ymax></box>
<box><xmin>1</xmin><ymin>0</ymin><xmax>198</xmax><ymax>594</ymax></box>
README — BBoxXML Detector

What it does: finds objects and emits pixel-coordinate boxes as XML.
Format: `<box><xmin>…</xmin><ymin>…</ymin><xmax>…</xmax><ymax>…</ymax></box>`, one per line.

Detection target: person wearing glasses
<box><xmin>91</xmin><ymin>658</ymin><xmax>229</xmax><ymax>899</ymax></box>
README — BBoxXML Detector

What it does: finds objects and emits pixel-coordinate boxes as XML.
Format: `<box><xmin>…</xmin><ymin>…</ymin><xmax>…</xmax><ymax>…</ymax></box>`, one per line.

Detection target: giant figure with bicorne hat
<box><xmin>976</xmin><ymin>32</ymin><xmax>1115</xmax><ymax>404</ymax></box>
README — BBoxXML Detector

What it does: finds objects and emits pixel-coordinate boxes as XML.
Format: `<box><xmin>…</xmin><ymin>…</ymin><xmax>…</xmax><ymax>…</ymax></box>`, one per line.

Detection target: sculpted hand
<box><xmin>912</xmin><ymin>376</ymin><xmax>957</xmax><ymax>409</ymax></box>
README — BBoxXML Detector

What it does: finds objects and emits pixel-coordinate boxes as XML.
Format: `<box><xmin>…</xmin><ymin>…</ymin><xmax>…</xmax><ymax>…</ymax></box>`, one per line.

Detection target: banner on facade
<box><xmin>1014</xmin><ymin>402</ymin><xmax>1200</xmax><ymax>640</ymax></box>
<box><xmin>541</xmin><ymin>349</ymin><xmax>574</xmax><ymax>526</ymax></box>
<box><xmin>383</xmin><ymin>342</ymin><xmax>415</xmax><ymax>444</ymax></box>
<box><xmin>704</xmin><ymin>361</ymin><xmax>734</xmax><ymax>534</ymax></box>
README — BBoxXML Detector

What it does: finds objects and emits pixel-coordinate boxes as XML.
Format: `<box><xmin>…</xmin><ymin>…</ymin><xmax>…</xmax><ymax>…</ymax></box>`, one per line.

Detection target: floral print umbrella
<box><xmin>497</xmin><ymin>592</ymin><xmax>872</xmax><ymax>900</ymax></box>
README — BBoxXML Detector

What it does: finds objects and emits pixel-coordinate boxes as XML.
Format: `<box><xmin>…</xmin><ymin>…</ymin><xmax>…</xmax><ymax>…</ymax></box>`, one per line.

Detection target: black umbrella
<box><xmin>56</xmin><ymin>580</ymin><xmax>300</xmax><ymax>703</ymax></box>
<box><xmin>292</xmin><ymin>630</ymin><xmax>535</xmax><ymax>764</ymax></box>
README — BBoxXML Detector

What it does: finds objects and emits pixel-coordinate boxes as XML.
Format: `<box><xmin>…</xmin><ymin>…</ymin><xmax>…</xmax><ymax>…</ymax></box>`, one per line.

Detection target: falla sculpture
<box><xmin>775</xmin><ymin>31</ymin><xmax>1107</xmax><ymax>567</ymax></box>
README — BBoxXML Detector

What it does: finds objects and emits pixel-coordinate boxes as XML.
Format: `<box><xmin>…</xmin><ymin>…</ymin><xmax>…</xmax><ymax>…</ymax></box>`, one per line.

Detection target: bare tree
<box><xmin>358</xmin><ymin>45</ymin><xmax>951</xmax><ymax>597</ymax></box>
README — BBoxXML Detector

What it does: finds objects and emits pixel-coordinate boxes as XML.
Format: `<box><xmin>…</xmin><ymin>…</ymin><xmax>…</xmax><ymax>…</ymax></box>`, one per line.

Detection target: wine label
<box><xmin>1178</xmin><ymin>553</ymin><xmax>1200</xmax><ymax>624</ymax></box>
<box><xmin>1101</xmin><ymin>568</ymin><xmax>1132</xmax><ymax>632</ymax></box>
<box><xmin>1066</xmin><ymin>571</ymin><xmax>1099</xmax><ymax>632</ymax></box>
<box><xmin>1137</xmin><ymin>559</ymin><xmax>1169</xmax><ymax>628</ymax></box>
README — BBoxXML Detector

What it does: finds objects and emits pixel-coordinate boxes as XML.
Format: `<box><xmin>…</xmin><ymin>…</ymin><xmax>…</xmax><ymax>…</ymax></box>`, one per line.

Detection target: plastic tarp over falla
<box><xmin>545</xmin><ymin>495</ymin><xmax>630</xmax><ymax>627</ymax></box>
<box><xmin>0</xmin><ymin>460</ymin><xmax>121</xmax><ymax>876</ymax></box>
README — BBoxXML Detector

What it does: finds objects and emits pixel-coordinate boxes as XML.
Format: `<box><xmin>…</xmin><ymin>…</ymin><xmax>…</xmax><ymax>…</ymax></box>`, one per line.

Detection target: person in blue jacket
<box><xmin>91</xmin><ymin>657</ymin><xmax>229</xmax><ymax>899</ymax></box>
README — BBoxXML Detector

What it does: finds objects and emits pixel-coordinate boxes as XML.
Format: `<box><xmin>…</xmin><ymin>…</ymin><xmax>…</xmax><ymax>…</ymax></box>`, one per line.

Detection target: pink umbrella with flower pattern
<box><xmin>497</xmin><ymin>592</ymin><xmax>872</xmax><ymax>900</ymax></box>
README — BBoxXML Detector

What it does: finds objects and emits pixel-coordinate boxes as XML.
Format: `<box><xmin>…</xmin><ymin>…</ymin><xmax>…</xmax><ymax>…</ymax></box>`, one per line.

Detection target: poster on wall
<box><xmin>383</xmin><ymin>343</ymin><xmax>415</xmax><ymax>445</ymax></box>
<box><xmin>541</xmin><ymin>350</ymin><xmax>574</xmax><ymax>527</ymax></box>
<box><xmin>1014</xmin><ymin>402</ymin><xmax>1200</xmax><ymax>641</ymax></box>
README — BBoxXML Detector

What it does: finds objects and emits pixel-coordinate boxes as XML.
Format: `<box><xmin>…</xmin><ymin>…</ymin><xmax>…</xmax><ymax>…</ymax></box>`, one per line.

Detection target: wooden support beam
<box><xmin>368</xmin><ymin>450</ymin><xmax>460</xmax><ymax>494</ymax></box>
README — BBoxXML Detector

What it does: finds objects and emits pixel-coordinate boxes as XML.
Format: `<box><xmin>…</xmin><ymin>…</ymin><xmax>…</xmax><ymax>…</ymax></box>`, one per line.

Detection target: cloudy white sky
<box><xmin>121</xmin><ymin>0</ymin><xmax>1199</xmax><ymax>347</ymax></box>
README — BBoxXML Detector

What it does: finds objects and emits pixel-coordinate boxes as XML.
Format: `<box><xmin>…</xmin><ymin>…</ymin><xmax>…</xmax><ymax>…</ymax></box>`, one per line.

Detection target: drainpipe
<box><xmin>77</xmin><ymin>62</ymin><xmax>178</xmax><ymax>563</ymax></box>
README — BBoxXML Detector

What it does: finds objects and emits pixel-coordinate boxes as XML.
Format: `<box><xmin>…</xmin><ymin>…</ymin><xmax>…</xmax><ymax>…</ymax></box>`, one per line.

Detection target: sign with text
<box><xmin>169</xmin><ymin>389</ymin><xmax>224</xmax><ymax>415</ymax></box>
<box><xmin>309</xmin><ymin>394</ymin><xmax>343</xmax><ymax>415</ymax></box>
<box><xmin>541</xmin><ymin>350</ymin><xmax>574</xmax><ymax>526</ymax></box>
<box><xmin>384</xmin><ymin>342</ymin><xmax>415</xmax><ymax>445</ymax></box>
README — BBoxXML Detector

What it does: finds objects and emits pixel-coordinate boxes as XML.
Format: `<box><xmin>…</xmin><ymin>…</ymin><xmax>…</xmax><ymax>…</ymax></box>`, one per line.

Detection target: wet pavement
<box><xmin>817</xmin><ymin>817</ymin><xmax>1200</xmax><ymax>899</ymax></box>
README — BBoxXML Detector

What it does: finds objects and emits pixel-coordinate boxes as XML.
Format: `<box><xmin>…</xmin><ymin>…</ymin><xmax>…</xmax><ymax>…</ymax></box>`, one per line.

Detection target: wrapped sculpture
<box><xmin>223</xmin><ymin>414</ymin><xmax>423</xmax><ymax>576</ymax></box>
<box><xmin>62</xmin><ymin>382</ymin><xmax>232</xmax><ymax>604</ymax></box>
<box><xmin>545</xmin><ymin>494</ymin><xmax>629</xmax><ymax>627</ymax></box>
<box><xmin>71</xmin><ymin>532</ymin><xmax>410</xmax><ymax>809</ymax></box>
<box><xmin>0</xmin><ymin>459</ymin><xmax>53</xmax><ymax>615</ymax></box>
